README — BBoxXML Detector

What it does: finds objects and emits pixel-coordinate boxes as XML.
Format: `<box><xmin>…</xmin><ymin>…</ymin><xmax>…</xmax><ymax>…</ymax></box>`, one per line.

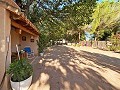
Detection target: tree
<box><xmin>15</xmin><ymin>0</ymin><xmax>34</xmax><ymax>16</ymax></box>
<box><xmin>15</xmin><ymin>0</ymin><xmax>97</xmax><ymax>43</ymax></box>
<box><xmin>91</xmin><ymin>1</ymin><xmax>120</xmax><ymax>40</ymax></box>
<box><xmin>61</xmin><ymin>0</ymin><xmax>97</xmax><ymax>42</ymax></box>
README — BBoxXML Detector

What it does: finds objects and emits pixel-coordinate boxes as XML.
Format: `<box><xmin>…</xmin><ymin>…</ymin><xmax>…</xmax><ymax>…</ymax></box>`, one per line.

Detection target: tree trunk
<box><xmin>78</xmin><ymin>32</ymin><xmax>80</xmax><ymax>43</ymax></box>
<box><xmin>95</xmin><ymin>37</ymin><xmax>97</xmax><ymax>41</ymax></box>
<box><xmin>15</xmin><ymin>0</ymin><xmax>34</xmax><ymax>17</ymax></box>
<box><xmin>15</xmin><ymin>0</ymin><xmax>22</xmax><ymax>8</ymax></box>
<box><xmin>24</xmin><ymin>6</ymin><xmax>29</xmax><ymax>16</ymax></box>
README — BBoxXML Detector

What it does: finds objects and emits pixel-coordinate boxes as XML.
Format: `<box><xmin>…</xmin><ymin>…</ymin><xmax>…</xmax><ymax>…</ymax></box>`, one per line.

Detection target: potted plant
<box><xmin>38</xmin><ymin>46</ymin><xmax>44</xmax><ymax>56</ymax></box>
<box><xmin>7</xmin><ymin>58</ymin><xmax>33</xmax><ymax>90</ymax></box>
<box><xmin>37</xmin><ymin>33</ymin><xmax>48</xmax><ymax>56</ymax></box>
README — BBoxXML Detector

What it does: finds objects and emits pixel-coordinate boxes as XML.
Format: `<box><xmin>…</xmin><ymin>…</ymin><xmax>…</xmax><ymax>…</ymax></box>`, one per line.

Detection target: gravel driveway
<box><xmin>29</xmin><ymin>45</ymin><xmax>120</xmax><ymax>90</ymax></box>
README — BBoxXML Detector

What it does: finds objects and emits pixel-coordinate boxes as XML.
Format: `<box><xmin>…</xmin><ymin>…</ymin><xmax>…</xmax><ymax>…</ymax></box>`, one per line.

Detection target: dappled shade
<box><xmin>29</xmin><ymin>46</ymin><xmax>120</xmax><ymax>90</ymax></box>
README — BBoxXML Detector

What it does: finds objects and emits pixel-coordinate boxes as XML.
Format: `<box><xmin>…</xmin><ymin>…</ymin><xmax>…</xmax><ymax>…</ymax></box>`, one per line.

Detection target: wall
<box><xmin>80</xmin><ymin>41</ymin><xmax>108</xmax><ymax>50</ymax></box>
<box><xmin>11</xmin><ymin>29</ymin><xmax>20</xmax><ymax>52</ymax></box>
<box><xmin>97</xmin><ymin>41</ymin><xmax>107</xmax><ymax>49</ymax></box>
<box><xmin>20</xmin><ymin>31</ymin><xmax>38</xmax><ymax>55</ymax></box>
<box><xmin>10</xmin><ymin>28</ymin><xmax>39</xmax><ymax>55</ymax></box>
<box><xmin>0</xmin><ymin>3</ymin><xmax>38</xmax><ymax>90</ymax></box>
<box><xmin>0</xmin><ymin>7</ymin><xmax>11</xmax><ymax>90</ymax></box>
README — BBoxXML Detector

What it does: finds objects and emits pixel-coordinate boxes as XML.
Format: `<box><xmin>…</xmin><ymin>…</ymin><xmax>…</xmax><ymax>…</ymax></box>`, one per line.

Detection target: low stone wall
<box><xmin>80</xmin><ymin>41</ymin><xmax>108</xmax><ymax>50</ymax></box>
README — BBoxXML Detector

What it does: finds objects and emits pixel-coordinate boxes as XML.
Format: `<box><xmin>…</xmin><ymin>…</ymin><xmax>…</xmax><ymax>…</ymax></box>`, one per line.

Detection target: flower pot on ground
<box><xmin>38</xmin><ymin>47</ymin><xmax>44</xmax><ymax>56</ymax></box>
<box><xmin>7</xmin><ymin>58</ymin><xmax>33</xmax><ymax>90</ymax></box>
<box><xmin>40</xmin><ymin>52</ymin><xmax>44</xmax><ymax>56</ymax></box>
<box><xmin>10</xmin><ymin>75</ymin><xmax>32</xmax><ymax>90</ymax></box>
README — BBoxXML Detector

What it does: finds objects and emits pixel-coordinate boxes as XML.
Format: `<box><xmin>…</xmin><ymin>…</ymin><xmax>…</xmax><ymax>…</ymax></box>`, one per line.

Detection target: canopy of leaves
<box><xmin>91</xmin><ymin>1</ymin><xmax>120</xmax><ymax>40</ymax></box>
<box><xmin>15</xmin><ymin>0</ymin><xmax>97</xmax><ymax>42</ymax></box>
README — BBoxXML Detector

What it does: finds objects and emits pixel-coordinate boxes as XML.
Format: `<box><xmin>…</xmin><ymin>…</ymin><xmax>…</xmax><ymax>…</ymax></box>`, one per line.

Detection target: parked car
<box><xmin>56</xmin><ymin>39</ymin><xmax>67</xmax><ymax>45</ymax></box>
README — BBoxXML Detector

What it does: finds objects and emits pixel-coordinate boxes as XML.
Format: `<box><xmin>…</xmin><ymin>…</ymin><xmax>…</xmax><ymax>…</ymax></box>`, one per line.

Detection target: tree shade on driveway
<box><xmin>29</xmin><ymin>45</ymin><xmax>120</xmax><ymax>90</ymax></box>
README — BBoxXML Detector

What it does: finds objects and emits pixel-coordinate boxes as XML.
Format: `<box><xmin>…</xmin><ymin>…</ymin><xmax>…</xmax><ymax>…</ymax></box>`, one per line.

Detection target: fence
<box><xmin>68</xmin><ymin>40</ymin><xmax>120</xmax><ymax>51</ymax></box>
<box><xmin>79</xmin><ymin>41</ymin><xmax>110</xmax><ymax>50</ymax></box>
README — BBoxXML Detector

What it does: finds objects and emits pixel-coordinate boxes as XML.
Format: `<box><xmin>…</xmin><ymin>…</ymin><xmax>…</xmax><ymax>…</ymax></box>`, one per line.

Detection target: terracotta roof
<box><xmin>10</xmin><ymin>9</ymin><xmax>39</xmax><ymax>35</ymax></box>
<box><xmin>1</xmin><ymin>0</ymin><xmax>20</xmax><ymax>9</ymax></box>
<box><xmin>0</xmin><ymin>0</ymin><xmax>40</xmax><ymax>35</ymax></box>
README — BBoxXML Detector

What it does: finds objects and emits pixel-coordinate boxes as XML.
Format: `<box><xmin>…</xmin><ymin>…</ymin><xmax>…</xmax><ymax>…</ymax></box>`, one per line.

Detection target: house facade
<box><xmin>0</xmin><ymin>0</ymin><xmax>39</xmax><ymax>89</ymax></box>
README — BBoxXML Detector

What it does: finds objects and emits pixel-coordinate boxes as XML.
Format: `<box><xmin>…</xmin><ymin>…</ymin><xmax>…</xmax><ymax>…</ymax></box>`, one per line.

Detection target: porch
<box><xmin>11</xmin><ymin>26</ymin><xmax>38</xmax><ymax>61</ymax></box>
<box><xmin>0</xmin><ymin>0</ymin><xmax>39</xmax><ymax>89</ymax></box>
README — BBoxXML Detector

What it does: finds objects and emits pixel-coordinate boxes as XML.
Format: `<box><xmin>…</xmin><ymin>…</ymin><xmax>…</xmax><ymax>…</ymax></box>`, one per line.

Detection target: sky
<box><xmin>98</xmin><ymin>0</ymin><xmax>119</xmax><ymax>2</ymax></box>
<box><xmin>98</xmin><ymin>0</ymin><xmax>102</xmax><ymax>2</ymax></box>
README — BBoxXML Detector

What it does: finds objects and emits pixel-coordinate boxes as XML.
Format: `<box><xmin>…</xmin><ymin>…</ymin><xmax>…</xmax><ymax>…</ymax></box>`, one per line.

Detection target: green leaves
<box><xmin>37</xmin><ymin>33</ymin><xmax>49</xmax><ymax>53</ymax></box>
<box><xmin>91</xmin><ymin>1</ymin><xmax>120</xmax><ymax>40</ymax></box>
<box><xmin>26</xmin><ymin>0</ymin><xmax>97</xmax><ymax>42</ymax></box>
<box><xmin>7</xmin><ymin>58</ymin><xmax>33</xmax><ymax>82</ymax></box>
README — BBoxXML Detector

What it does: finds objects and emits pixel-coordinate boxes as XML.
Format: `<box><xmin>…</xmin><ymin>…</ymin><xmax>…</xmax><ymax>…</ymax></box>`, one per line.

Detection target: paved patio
<box><xmin>29</xmin><ymin>45</ymin><xmax>120</xmax><ymax>90</ymax></box>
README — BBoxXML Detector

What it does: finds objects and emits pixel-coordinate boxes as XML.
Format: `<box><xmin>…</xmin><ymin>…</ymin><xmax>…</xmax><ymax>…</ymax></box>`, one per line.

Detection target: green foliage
<box><xmin>27</xmin><ymin>0</ymin><xmax>97</xmax><ymax>42</ymax></box>
<box><xmin>108</xmin><ymin>34</ymin><xmax>120</xmax><ymax>51</ymax></box>
<box><xmin>62</xmin><ymin>1</ymin><xmax>96</xmax><ymax>41</ymax></box>
<box><xmin>91</xmin><ymin>1</ymin><xmax>120</xmax><ymax>40</ymax></box>
<box><xmin>66</xmin><ymin>31</ymin><xmax>85</xmax><ymax>43</ymax></box>
<box><xmin>16</xmin><ymin>0</ymin><xmax>97</xmax><ymax>41</ymax></box>
<box><xmin>37</xmin><ymin>33</ymin><xmax>49</xmax><ymax>53</ymax></box>
<box><xmin>7</xmin><ymin>58</ymin><xmax>33</xmax><ymax>82</ymax></box>
<box><xmin>111</xmin><ymin>35</ymin><xmax>120</xmax><ymax>45</ymax></box>
<box><xmin>109</xmin><ymin>45</ymin><xmax>116</xmax><ymax>51</ymax></box>
<box><xmin>97</xmin><ymin>29</ymin><xmax>112</xmax><ymax>40</ymax></box>
<box><xmin>109</xmin><ymin>45</ymin><xmax>120</xmax><ymax>51</ymax></box>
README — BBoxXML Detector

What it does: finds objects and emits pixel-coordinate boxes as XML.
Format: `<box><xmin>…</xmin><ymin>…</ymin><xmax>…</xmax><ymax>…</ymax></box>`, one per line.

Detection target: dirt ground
<box><xmin>28</xmin><ymin>45</ymin><xmax>120</xmax><ymax>90</ymax></box>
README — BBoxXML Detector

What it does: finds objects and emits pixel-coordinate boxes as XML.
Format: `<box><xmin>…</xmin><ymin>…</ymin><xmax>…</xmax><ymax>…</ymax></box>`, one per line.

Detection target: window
<box><xmin>22</xmin><ymin>36</ymin><xmax>26</xmax><ymax>41</ymax></box>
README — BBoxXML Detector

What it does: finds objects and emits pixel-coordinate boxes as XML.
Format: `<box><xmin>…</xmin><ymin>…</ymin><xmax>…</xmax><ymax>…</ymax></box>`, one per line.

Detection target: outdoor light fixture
<box><xmin>19</xmin><ymin>29</ymin><xmax>22</xmax><ymax>34</ymax></box>
<box><xmin>31</xmin><ymin>36</ymin><xmax>34</xmax><ymax>39</ymax></box>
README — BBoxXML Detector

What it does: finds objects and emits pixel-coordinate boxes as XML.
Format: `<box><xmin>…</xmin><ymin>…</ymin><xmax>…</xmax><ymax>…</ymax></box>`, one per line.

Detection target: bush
<box><xmin>7</xmin><ymin>58</ymin><xmax>33</xmax><ymax>82</ymax></box>
<box><xmin>109</xmin><ymin>45</ymin><xmax>114</xmax><ymax>51</ymax></box>
<box><xmin>108</xmin><ymin>34</ymin><xmax>120</xmax><ymax>51</ymax></box>
<box><xmin>37</xmin><ymin>33</ymin><xmax>49</xmax><ymax>53</ymax></box>
<box><xmin>109</xmin><ymin>45</ymin><xmax>120</xmax><ymax>51</ymax></box>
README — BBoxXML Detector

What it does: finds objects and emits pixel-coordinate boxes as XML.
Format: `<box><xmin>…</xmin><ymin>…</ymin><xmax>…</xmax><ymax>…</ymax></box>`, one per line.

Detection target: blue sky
<box><xmin>98</xmin><ymin>0</ymin><xmax>119</xmax><ymax>2</ymax></box>
<box><xmin>98</xmin><ymin>0</ymin><xmax>102</xmax><ymax>2</ymax></box>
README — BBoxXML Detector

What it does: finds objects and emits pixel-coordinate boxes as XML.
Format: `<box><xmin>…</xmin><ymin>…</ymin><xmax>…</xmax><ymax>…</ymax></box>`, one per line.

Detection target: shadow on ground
<box><xmin>29</xmin><ymin>45</ymin><xmax>120</xmax><ymax>90</ymax></box>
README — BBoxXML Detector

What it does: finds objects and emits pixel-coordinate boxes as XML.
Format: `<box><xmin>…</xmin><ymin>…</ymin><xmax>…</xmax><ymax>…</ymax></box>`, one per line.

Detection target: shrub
<box><xmin>7</xmin><ymin>58</ymin><xmax>33</xmax><ymax>82</ymax></box>
<box><xmin>37</xmin><ymin>33</ymin><xmax>49</xmax><ymax>53</ymax></box>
